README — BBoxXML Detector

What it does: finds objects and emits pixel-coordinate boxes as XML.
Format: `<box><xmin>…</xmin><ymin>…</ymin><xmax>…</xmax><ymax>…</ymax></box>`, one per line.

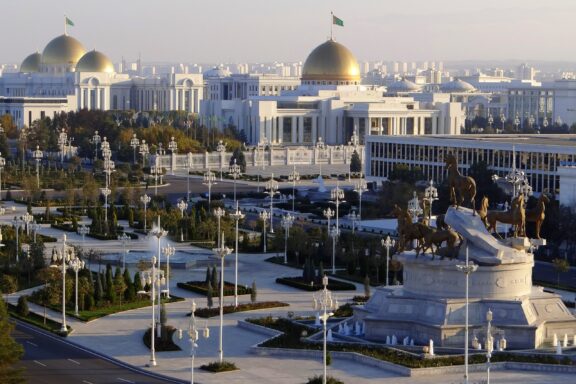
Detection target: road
<box><xmin>14</xmin><ymin>321</ymin><xmax>184</xmax><ymax>384</ymax></box>
<box><xmin>533</xmin><ymin>260</ymin><xmax>576</xmax><ymax>290</ymax></box>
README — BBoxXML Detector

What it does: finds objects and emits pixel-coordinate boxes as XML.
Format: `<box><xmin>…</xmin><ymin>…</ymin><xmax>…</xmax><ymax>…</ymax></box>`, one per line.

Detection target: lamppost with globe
<box><xmin>32</xmin><ymin>145</ymin><xmax>43</xmax><ymax>188</ymax></box>
<box><xmin>118</xmin><ymin>232</ymin><xmax>130</xmax><ymax>270</ymax></box>
<box><xmin>168</xmin><ymin>136</ymin><xmax>177</xmax><ymax>175</ymax></box>
<box><xmin>150</xmin><ymin>163</ymin><xmax>162</xmax><ymax>196</ymax></box>
<box><xmin>212</xmin><ymin>233</ymin><xmax>233</xmax><ymax>363</ymax></box>
<box><xmin>323</xmin><ymin>207</ymin><xmax>334</xmax><ymax>236</ymax></box>
<box><xmin>216</xmin><ymin>140</ymin><xmax>226</xmax><ymax>181</ymax></box>
<box><xmin>186</xmin><ymin>152</ymin><xmax>193</xmax><ymax>202</ymax></box>
<box><xmin>315</xmin><ymin>137</ymin><xmax>326</xmax><ymax>178</ymax></box>
<box><xmin>259</xmin><ymin>210</ymin><xmax>270</xmax><ymax>253</ymax></box>
<box><xmin>150</xmin><ymin>218</ymin><xmax>168</xmax><ymax>323</ymax></box>
<box><xmin>31</xmin><ymin>221</ymin><xmax>40</xmax><ymax>243</ymax></box>
<box><xmin>353</xmin><ymin>178</ymin><xmax>368</xmax><ymax>225</ymax></box>
<box><xmin>264</xmin><ymin>174</ymin><xmax>279</xmax><ymax>233</ymax></box>
<box><xmin>12</xmin><ymin>216</ymin><xmax>22</xmax><ymax>262</ymax></box>
<box><xmin>228</xmin><ymin>158</ymin><xmax>242</xmax><ymax>203</ymax></box>
<box><xmin>139</xmin><ymin>140</ymin><xmax>149</xmax><ymax>168</ymax></box>
<box><xmin>140</xmin><ymin>194</ymin><xmax>151</xmax><ymax>233</ymax></box>
<box><xmin>78</xmin><ymin>224</ymin><xmax>89</xmax><ymax>243</ymax></box>
<box><xmin>213</xmin><ymin>207</ymin><xmax>226</xmax><ymax>250</ymax></box>
<box><xmin>69</xmin><ymin>256</ymin><xmax>85</xmax><ymax>316</ymax></box>
<box><xmin>101</xmin><ymin>187</ymin><xmax>111</xmax><ymax>228</ymax></box>
<box><xmin>162</xmin><ymin>244</ymin><xmax>175</xmax><ymax>298</ymax></box>
<box><xmin>281</xmin><ymin>214</ymin><xmax>294</xmax><ymax>264</ymax></box>
<box><xmin>456</xmin><ymin>247</ymin><xmax>478</xmax><ymax>384</ymax></box>
<box><xmin>51</xmin><ymin>234</ymin><xmax>75</xmax><ymax>333</ymax></box>
<box><xmin>230</xmin><ymin>202</ymin><xmax>244</xmax><ymax>307</ymax></box>
<box><xmin>177</xmin><ymin>199</ymin><xmax>188</xmax><ymax>242</ymax></box>
<box><xmin>312</xmin><ymin>275</ymin><xmax>338</xmax><ymax>384</ymax></box>
<box><xmin>330</xmin><ymin>181</ymin><xmax>345</xmax><ymax>236</ymax></box>
<box><xmin>203</xmin><ymin>169</ymin><xmax>217</xmax><ymax>208</ymax></box>
<box><xmin>381</xmin><ymin>236</ymin><xmax>395</xmax><ymax>287</ymax></box>
<box><xmin>0</xmin><ymin>152</ymin><xmax>5</xmax><ymax>200</ymax></box>
<box><xmin>514</xmin><ymin>113</ymin><xmax>520</xmax><ymax>132</ymax></box>
<box><xmin>424</xmin><ymin>180</ymin><xmax>439</xmax><ymax>223</ymax></box>
<box><xmin>329</xmin><ymin>225</ymin><xmax>339</xmax><ymax>274</ymax></box>
<box><xmin>92</xmin><ymin>130</ymin><xmax>101</xmax><ymax>161</ymax></box>
<box><xmin>130</xmin><ymin>134</ymin><xmax>139</xmax><ymax>164</ymax></box>
<box><xmin>348</xmin><ymin>210</ymin><xmax>359</xmax><ymax>234</ymax></box>
<box><xmin>499</xmin><ymin>113</ymin><xmax>506</xmax><ymax>133</ymax></box>
<box><xmin>22</xmin><ymin>211</ymin><xmax>33</xmax><ymax>236</ymax></box>
<box><xmin>407</xmin><ymin>191</ymin><xmax>423</xmax><ymax>223</ymax></box>
<box><xmin>288</xmin><ymin>165</ymin><xmax>300</xmax><ymax>213</ymax></box>
<box><xmin>182</xmin><ymin>300</ymin><xmax>210</xmax><ymax>384</ymax></box>
<box><xmin>58</xmin><ymin>128</ymin><xmax>67</xmax><ymax>163</ymax></box>
<box><xmin>138</xmin><ymin>256</ymin><xmax>165</xmax><ymax>367</ymax></box>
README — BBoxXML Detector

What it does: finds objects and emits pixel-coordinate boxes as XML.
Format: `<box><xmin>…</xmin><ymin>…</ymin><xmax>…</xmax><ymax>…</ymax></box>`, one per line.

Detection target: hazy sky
<box><xmin>3</xmin><ymin>0</ymin><xmax>576</xmax><ymax>64</ymax></box>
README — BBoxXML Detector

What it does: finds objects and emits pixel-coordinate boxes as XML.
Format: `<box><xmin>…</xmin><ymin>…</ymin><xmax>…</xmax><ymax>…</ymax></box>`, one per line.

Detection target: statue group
<box><xmin>392</xmin><ymin>154</ymin><xmax>549</xmax><ymax>258</ymax></box>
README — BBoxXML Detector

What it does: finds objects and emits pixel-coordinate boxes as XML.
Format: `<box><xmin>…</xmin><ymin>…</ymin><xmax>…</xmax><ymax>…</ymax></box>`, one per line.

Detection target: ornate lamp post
<box><xmin>22</xmin><ymin>244</ymin><xmax>31</xmax><ymax>285</ymax></box>
<box><xmin>499</xmin><ymin>113</ymin><xmax>506</xmax><ymax>133</ymax></box>
<box><xmin>216</xmin><ymin>140</ymin><xmax>226</xmax><ymax>181</ymax></box>
<box><xmin>329</xmin><ymin>225</ymin><xmax>339</xmax><ymax>274</ymax></box>
<box><xmin>407</xmin><ymin>191</ymin><xmax>423</xmax><ymax>223</ymax></box>
<box><xmin>184</xmin><ymin>300</ymin><xmax>210</xmax><ymax>384</ymax></box>
<box><xmin>150</xmin><ymin>218</ymin><xmax>168</xmax><ymax>323</ymax></box>
<box><xmin>130</xmin><ymin>134</ymin><xmax>139</xmax><ymax>164</ymax></box>
<box><xmin>312</xmin><ymin>275</ymin><xmax>338</xmax><ymax>384</ymax></box>
<box><xmin>228</xmin><ymin>158</ymin><xmax>242</xmax><ymax>203</ymax></box>
<box><xmin>22</xmin><ymin>211</ymin><xmax>33</xmax><ymax>236</ymax></box>
<box><xmin>140</xmin><ymin>194</ymin><xmax>151</xmax><ymax>233</ymax></box>
<box><xmin>78</xmin><ymin>224</ymin><xmax>89</xmax><ymax>243</ymax></box>
<box><xmin>487</xmin><ymin>113</ymin><xmax>494</xmax><ymax>130</ymax></box>
<box><xmin>51</xmin><ymin>234</ymin><xmax>75</xmax><ymax>333</ymax></box>
<box><xmin>456</xmin><ymin>247</ymin><xmax>478</xmax><ymax>384</ymax></box>
<box><xmin>485</xmin><ymin>308</ymin><xmax>494</xmax><ymax>384</ymax></box>
<box><xmin>161</xmin><ymin>244</ymin><xmax>175</xmax><ymax>298</ymax></box>
<box><xmin>31</xmin><ymin>221</ymin><xmax>40</xmax><ymax>243</ymax></box>
<box><xmin>32</xmin><ymin>145</ymin><xmax>43</xmax><ymax>188</ymax></box>
<box><xmin>150</xmin><ymin>163</ymin><xmax>163</xmax><ymax>196</ymax></box>
<box><xmin>514</xmin><ymin>113</ymin><xmax>520</xmax><ymax>132</ymax></box>
<box><xmin>212</xmin><ymin>233</ymin><xmax>233</xmax><ymax>363</ymax></box>
<box><xmin>347</xmin><ymin>210</ymin><xmax>359</xmax><ymax>234</ymax></box>
<box><xmin>381</xmin><ymin>236</ymin><xmax>395</xmax><ymax>287</ymax></box>
<box><xmin>259</xmin><ymin>210</ymin><xmax>270</xmax><ymax>253</ymax></box>
<box><xmin>315</xmin><ymin>137</ymin><xmax>326</xmax><ymax>178</ymax></box>
<box><xmin>264</xmin><ymin>173</ymin><xmax>279</xmax><ymax>233</ymax></box>
<box><xmin>168</xmin><ymin>136</ymin><xmax>177</xmax><ymax>175</ymax></box>
<box><xmin>139</xmin><ymin>139</ymin><xmax>149</xmax><ymax>168</ymax></box>
<box><xmin>177</xmin><ymin>199</ymin><xmax>188</xmax><ymax>242</ymax></box>
<box><xmin>186</xmin><ymin>152</ymin><xmax>193</xmax><ymax>202</ymax></box>
<box><xmin>12</xmin><ymin>216</ymin><xmax>22</xmax><ymax>262</ymax></box>
<box><xmin>213</xmin><ymin>207</ymin><xmax>226</xmax><ymax>250</ymax></box>
<box><xmin>330</xmin><ymin>181</ymin><xmax>345</xmax><ymax>236</ymax></box>
<box><xmin>203</xmin><ymin>169</ymin><xmax>217</xmax><ymax>208</ymax></box>
<box><xmin>424</xmin><ymin>180</ymin><xmax>439</xmax><ymax>222</ymax></box>
<box><xmin>529</xmin><ymin>114</ymin><xmax>535</xmax><ymax>129</ymax></box>
<box><xmin>58</xmin><ymin>128</ymin><xmax>67</xmax><ymax>163</ymax></box>
<box><xmin>288</xmin><ymin>165</ymin><xmax>300</xmax><ymax>213</ymax></box>
<box><xmin>230</xmin><ymin>202</ymin><xmax>245</xmax><ymax>307</ymax></box>
<box><xmin>101</xmin><ymin>187</ymin><xmax>111</xmax><ymax>227</ymax></box>
<box><xmin>323</xmin><ymin>207</ymin><xmax>334</xmax><ymax>236</ymax></box>
<box><xmin>281</xmin><ymin>214</ymin><xmax>294</xmax><ymax>264</ymax></box>
<box><xmin>353</xmin><ymin>178</ymin><xmax>368</xmax><ymax>225</ymax></box>
<box><xmin>92</xmin><ymin>130</ymin><xmax>101</xmax><ymax>161</ymax></box>
<box><xmin>69</xmin><ymin>256</ymin><xmax>85</xmax><ymax>316</ymax></box>
<box><xmin>118</xmin><ymin>232</ymin><xmax>130</xmax><ymax>270</ymax></box>
<box><xmin>0</xmin><ymin>152</ymin><xmax>5</xmax><ymax>200</ymax></box>
<box><xmin>138</xmin><ymin>256</ymin><xmax>165</xmax><ymax>367</ymax></box>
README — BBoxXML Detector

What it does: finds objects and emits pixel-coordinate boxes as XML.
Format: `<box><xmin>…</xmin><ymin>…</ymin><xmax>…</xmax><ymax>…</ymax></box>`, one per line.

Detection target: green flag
<box><xmin>332</xmin><ymin>15</ymin><xmax>344</xmax><ymax>27</ymax></box>
<box><xmin>66</xmin><ymin>17</ymin><xmax>74</xmax><ymax>27</ymax></box>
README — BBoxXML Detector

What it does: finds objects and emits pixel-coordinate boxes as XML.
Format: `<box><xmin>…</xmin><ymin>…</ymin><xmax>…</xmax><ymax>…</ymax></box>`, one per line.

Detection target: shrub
<box><xmin>199</xmin><ymin>361</ymin><xmax>238</xmax><ymax>373</ymax></box>
<box><xmin>275</xmin><ymin>277</ymin><xmax>356</xmax><ymax>292</ymax></box>
<box><xmin>0</xmin><ymin>275</ymin><xmax>18</xmax><ymax>294</ymax></box>
<box><xmin>251</xmin><ymin>280</ymin><xmax>257</xmax><ymax>303</ymax></box>
<box><xmin>307</xmin><ymin>375</ymin><xmax>344</xmax><ymax>384</ymax></box>
<box><xmin>17</xmin><ymin>296</ymin><xmax>29</xmax><ymax>317</ymax></box>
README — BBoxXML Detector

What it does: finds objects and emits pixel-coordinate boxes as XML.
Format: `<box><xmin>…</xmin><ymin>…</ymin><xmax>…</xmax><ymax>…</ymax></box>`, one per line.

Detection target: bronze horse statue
<box><xmin>486</xmin><ymin>194</ymin><xmax>526</xmax><ymax>238</ymax></box>
<box><xmin>418</xmin><ymin>225</ymin><xmax>462</xmax><ymax>260</ymax></box>
<box><xmin>445</xmin><ymin>154</ymin><xmax>477</xmax><ymax>214</ymax></box>
<box><xmin>526</xmin><ymin>193</ymin><xmax>550</xmax><ymax>239</ymax></box>
<box><xmin>477</xmin><ymin>196</ymin><xmax>489</xmax><ymax>228</ymax></box>
<box><xmin>392</xmin><ymin>204</ymin><xmax>427</xmax><ymax>252</ymax></box>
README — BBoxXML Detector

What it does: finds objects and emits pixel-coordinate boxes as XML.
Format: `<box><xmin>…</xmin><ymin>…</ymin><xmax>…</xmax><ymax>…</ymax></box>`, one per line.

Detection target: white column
<box><xmin>298</xmin><ymin>116</ymin><xmax>304</xmax><ymax>143</ymax></box>
<box><xmin>291</xmin><ymin>117</ymin><xmax>297</xmax><ymax>143</ymax></box>
<box><xmin>312</xmin><ymin>115</ymin><xmax>318</xmax><ymax>143</ymax></box>
<box><xmin>193</xmin><ymin>89</ymin><xmax>199</xmax><ymax>113</ymax></box>
<box><xmin>87</xmin><ymin>89</ymin><xmax>92</xmax><ymax>110</ymax></box>
<box><xmin>79</xmin><ymin>88</ymin><xmax>84</xmax><ymax>109</ymax></box>
<box><xmin>279</xmin><ymin>117</ymin><xmax>284</xmax><ymax>144</ymax></box>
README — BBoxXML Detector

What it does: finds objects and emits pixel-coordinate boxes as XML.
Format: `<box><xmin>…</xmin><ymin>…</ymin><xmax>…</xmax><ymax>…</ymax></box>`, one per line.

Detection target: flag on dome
<box><xmin>65</xmin><ymin>16</ymin><xmax>74</xmax><ymax>26</ymax></box>
<box><xmin>332</xmin><ymin>14</ymin><xmax>344</xmax><ymax>27</ymax></box>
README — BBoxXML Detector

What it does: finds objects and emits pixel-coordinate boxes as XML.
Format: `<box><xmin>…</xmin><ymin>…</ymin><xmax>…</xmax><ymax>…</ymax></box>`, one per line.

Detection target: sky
<box><xmin>2</xmin><ymin>0</ymin><xmax>576</xmax><ymax>64</ymax></box>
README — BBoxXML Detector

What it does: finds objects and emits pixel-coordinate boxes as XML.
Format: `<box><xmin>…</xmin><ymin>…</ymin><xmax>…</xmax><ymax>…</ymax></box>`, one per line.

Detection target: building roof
<box><xmin>301</xmin><ymin>39</ymin><xmax>360</xmax><ymax>82</ymax></box>
<box><xmin>20</xmin><ymin>52</ymin><xmax>41</xmax><ymax>73</ymax></box>
<box><xmin>41</xmin><ymin>34</ymin><xmax>86</xmax><ymax>66</ymax></box>
<box><xmin>76</xmin><ymin>50</ymin><xmax>114</xmax><ymax>73</ymax></box>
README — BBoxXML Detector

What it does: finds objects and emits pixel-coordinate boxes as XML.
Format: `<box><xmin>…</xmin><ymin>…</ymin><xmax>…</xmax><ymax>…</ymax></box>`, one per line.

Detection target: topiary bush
<box><xmin>199</xmin><ymin>361</ymin><xmax>238</xmax><ymax>372</ymax></box>
<box><xmin>306</xmin><ymin>375</ymin><xmax>344</xmax><ymax>384</ymax></box>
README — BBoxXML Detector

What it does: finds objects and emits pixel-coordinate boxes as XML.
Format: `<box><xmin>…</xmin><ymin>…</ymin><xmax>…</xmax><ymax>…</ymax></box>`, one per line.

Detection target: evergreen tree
<box><xmin>105</xmin><ymin>266</ymin><xmax>115</xmax><ymax>302</ymax></box>
<box><xmin>364</xmin><ymin>275</ymin><xmax>371</xmax><ymax>298</ymax></box>
<box><xmin>211</xmin><ymin>266</ymin><xmax>218</xmax><ymax>289</ymax></box>
<box><xmin>317</xmin><ymin>262</ymin><xmax>325</xmax><ymax>281</ymax></box>
<box><xmin>16</xmin><ymin>296</ymin><xmax>29</xmax><ymax>317</ymax></box>
<box><xmin>0</xmin><ymin>296</ymin><xmax>24</xmax><ymax>383</ymax></box>
<box><xmin>113</xmin><ymin>272</ymin><xmax>127</xmax><ymax>305</ymax></box>
<box><xmin>350</xmin><ymin>150</ymin><xmax>362</xmax><ymax>174</ymax></box>
<box><xmin>251</xmin><ymin>280</ymin><xmax>257</xmax><ymax>303</ymax></box>
<box><xmin>133</xmin><ymin>271</ymin><xmax>143</xmax><ymax>294</ymax></box>
<box><xmin>206</xmin><ymin>282</ymin><xmax>214</xmax><ymax>308</ymax></box>
<box><xmin>123</xmin><ymin>268</ymin><xmax>135</xmax><ymax>302</ymax></box>
<box><xmin>205</xmin><ymin>266</ymin><xmax>211</xmax><ymax>284</ymax></box>
<box><xmin>95</xmin><ymin>273</ymin><xmax>104</xmax><ymax>303</ymax></box>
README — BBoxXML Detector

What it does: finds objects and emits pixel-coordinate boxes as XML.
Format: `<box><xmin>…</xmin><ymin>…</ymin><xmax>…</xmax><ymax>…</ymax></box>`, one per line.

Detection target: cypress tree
<box><xmin>133</xmin><ymin>272</ymin><xmax>143</xmax><ymax>294</ymax></box>
<box><xmin>94</xmin><ymin>273</ymin><xmax>103</xmax><ymax>302</ymax></box>
<box><xmin>206</xmin><ymin>282</ymin><xmax>214</xmax><ymax>308</ymax></box>
<box><xmin>211</xmin><ymin>266</ymin><xmax>218</xmax><ymax>289</ymax></box>
<box><xmin>205</xmin><ymin>266</ymin><xmax>211</xmax><ymax>285</ymax></box>
<box><xmin>250</xmin><ymin>280</ymin><xmax>257</xmax><ymax>303</ymax></box>
<box><xmin>123</xmin><ymin>268</ymin><xmax>135</xmax><ymax>302</ymax></box>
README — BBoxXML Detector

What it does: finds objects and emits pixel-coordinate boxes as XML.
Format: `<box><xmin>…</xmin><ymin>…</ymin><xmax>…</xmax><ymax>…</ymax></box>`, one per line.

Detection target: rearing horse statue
<box><xmin>445</xmin><ymin>153</ymin><xmax>477</xmax><ymax>214</ymax></box>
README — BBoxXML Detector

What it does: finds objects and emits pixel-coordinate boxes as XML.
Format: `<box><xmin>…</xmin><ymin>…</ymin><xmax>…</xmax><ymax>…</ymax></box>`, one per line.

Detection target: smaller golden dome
<box><xmin>302</xmin><ymin>39</ymin><xmax>360</xmax><ymax>83</ymax></box>
<box><xmin>76</xmin><ymin>50</ymin><xmax>114</xmax><ymax>73</ymax></box>
<box><xmin>41</xmin><ymin>34</ymin><xmax>86</xmax><ymax>66</ymax></box>
<box><xmin>20</xmin><ymin>52</ymin><xmax>41</xmax><ymax>73</ymax></box>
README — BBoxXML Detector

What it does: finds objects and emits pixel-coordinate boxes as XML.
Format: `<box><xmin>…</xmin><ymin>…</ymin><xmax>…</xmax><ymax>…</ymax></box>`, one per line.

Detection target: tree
<box><xmin>251</xmin><ymin>280</ymin><xmax>257</xmax><ymax>303</ymax></box>
<box><xmin>123</xmin><ymin>268</ymin><xmax>135</xmax><ymax>302</ymax></box>
<box><xmin>0</xmin><ymin>275</ymin><xmax>18</xmax><ymax>294</ymax></box>
<box><xmin>211</xmin><ymin>266</ymin><xmax>218</xmax><ymax>290</ymax></box>
<box><xmin>113</xmin><ymin>272</ymin><xmax>127</xmax><ymax>305</ymax></box>
<box><xmin>206</xmin><ymin>282</ymin><xmax>214</xmax><ymax>308</ymax></box>
<box><xmin>350</xmin><ymin>150</ymin><xmax>362</xmax><ymax>174</ymax></box>
<box><xmin>133</xmin><ymin>272</ymin><xmax>143</xmax><ymax>295</ymax></box>
<box><xmin>205</xmin><ymin>266</ymin><xmax>211</xmax><ymax>284</ymax></box>
<box><xmin>0</xmin><ymin>296</ymin><xmax>24</xmax><ymax>383</ymax></box>
<box><xmin>35</xmin><ymin>267</ymin><xmax>61</xmax><ymax>324</ymax></box>
<box><xmin>552</xmin><ymin>258</ymin><xmax>570</xmax><ymax>288</ymax></box>
<box><xmin>16</xmin><ymin>296</ymin><xmax>29</xmax><ymax>317</ymax></box>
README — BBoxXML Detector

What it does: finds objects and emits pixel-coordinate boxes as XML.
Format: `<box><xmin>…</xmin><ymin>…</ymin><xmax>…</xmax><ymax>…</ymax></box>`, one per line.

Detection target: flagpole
<box><xmin>330</xmin><ymin>11</ymin><xmax>333</xmax><ymax>40</ymax></box>
<box><xmin>64</xmin><ymin>15</ymin><xmax>66</xmax><ymax>35</ymax></box>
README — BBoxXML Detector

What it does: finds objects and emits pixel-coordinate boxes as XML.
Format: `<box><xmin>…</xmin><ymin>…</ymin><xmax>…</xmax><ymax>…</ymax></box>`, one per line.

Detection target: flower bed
<box><xmin>275</xmin><ymin>277</ymin><xmax>356</xmax><ymax>292</ymax></box>
<box><xmin>177</xmin><ymin>280</ymin><xmax>252</xmax><ymax>296</ymax></box>
<box><xmin>191</xmin><ymin>301</ymin><xmax>289</xmax><ymax>318</ymax></box>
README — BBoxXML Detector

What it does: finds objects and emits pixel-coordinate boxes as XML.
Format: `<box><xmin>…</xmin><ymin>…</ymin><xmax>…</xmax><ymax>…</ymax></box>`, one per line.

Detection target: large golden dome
<box><xmin>41</xmin><ymin>34</ymin><xmax>86</xmax><ymax>66</ymax></box>
<box><xmin>76</xmin><ymin>50</ymin><xmax>114</xmax><ymax>73</ymax></box>
<box><xmin>301</xmin><ymin>39</ymin><xmax>360</xmax><ymax>83</ymax></box>
<box><xmin>20</xmin><ymin>52</ymin><xmax>41</xmax><ymax>73</ymax></box>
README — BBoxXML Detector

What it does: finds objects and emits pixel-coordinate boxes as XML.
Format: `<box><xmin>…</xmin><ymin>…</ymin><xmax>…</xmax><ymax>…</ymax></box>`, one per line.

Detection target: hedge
<box><xmin>276</xmin><ymin>277</ymin><xmax>356</xmax><ymax>292</ymax></box>
<box><xmin>177</xmin><ymin>280</ymin><xmax>252</xmax><ymax>297</ymax></box>
<box><xmin>191</xmin><ymin>301</ymin><xmax>289</xmax><ymax>318</ymax></box>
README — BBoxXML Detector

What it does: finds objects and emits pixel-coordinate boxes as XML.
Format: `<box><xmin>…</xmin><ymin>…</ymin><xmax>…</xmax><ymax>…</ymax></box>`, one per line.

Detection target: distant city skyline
<box><xmin>3</xmin><ymin>0</ymin><xmax>576</xmax><ymax>64</ymax></box>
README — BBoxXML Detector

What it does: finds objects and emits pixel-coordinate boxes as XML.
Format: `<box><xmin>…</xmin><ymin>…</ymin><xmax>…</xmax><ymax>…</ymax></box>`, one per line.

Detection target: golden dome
<box><xmin>301</xmin><ymin>39</ymin><xmax>360</xmax><ymax>83</ymax></box>
<box><xmin>20</xmin><ymin>52</ymin><xmax>41</xmax><ymax>72</ymax></box>
<box><xmin>76</xmin><ymin>50</ymin><xmax>114</xmax><ymax>73</ymax></box>
<box><xmin>41</xmin><ymin>34</ymin><xmax>86</xmax><ymax>66</ymax></box>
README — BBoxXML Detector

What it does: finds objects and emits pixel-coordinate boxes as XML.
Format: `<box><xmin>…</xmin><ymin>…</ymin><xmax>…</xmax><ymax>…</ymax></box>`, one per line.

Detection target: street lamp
<box><xmin>150</xmin><ymin>217</ymin><xmax>168</xmax><ymax>324</ymax></box>
<box><xmin>407</xmin><ymin>191</ymin><xmax>423</xmax><ymax>223</ymax></box>
<box><xmin>51</xmin><ymin>234</ymin><xmax>75</xmax><ymax>333</ymax></box>
<box><xmin>259</xmin><ymin>210</ymin><xmax>270</xmax><ymax>253</ymax></box>
<box><xmin>229</xmin><ymin>202</ymin><xmax>245</xmax><ymax>307</ymax></box>
<box><xmin>22</xmin><ymin>211</ymin><xmax>33</xmax><ymax>236</ymax></box>
<box><xmin>177</xmin><ymin>199</ymin><xmax>188</xmax><ymax>242</ymax></box>
<box><xmin>330</xmin><ymin>181</ymin><xmax>345</xmax><ymax>236</ymax></box>
<box><xmin>139</xmin><ymin>139</ymin><xmax>149</xmax><ymax>168</ymax></box>
<box><xmin>78</xmin><ymin>224</ymin><xmax>89</xmax><ymax>243</ymax></box>
<box><xmin>184</xmin><ymin>300</ymin><xmax>210</xmax><ymax>384</ymax></box>
<box><xmin>31</xmin><ymin>221</ymin><xmax>40</xmax><ymax>243</ymax></box>
<box><xmin>499</xmin><ymin>113</ymin><xmax>506</xmax><ymax>133</ymax></box>
<box><xmin>168</xmin><ymin>136</ymin><xmax>177</xmax><ymax>175</ymax></box>
<box><xmin>186</xmin><ymin>152</ymin><xmax>193</xmax><ymax>203</ymax></box>
<box><xmin>130</xmin><ymin>134</ymin><xmax>139</xmax><ymax>164</ymax></box>
<box><xmin>347</xmin><ymin>210</ymin><xmax>359</xmax><ymax>234</ymax></box>
<box><xmin>22</xmin><ymin>244</ymin><xmax>31</xmax><ymax>285</ymax></box>
<box><xmin>488</xmin><ymin>113</ymin><xmax>494</xmax><ymax>130</ymax></box>
<box><xmin>316</xmin><ymin>137</ymin><xmax>326</xmax><ymax>178</ymax></box>
<box><xmin>118</xmin><ymin>232</ymin><xmax>130</xmax><ymax>270</ymax></box>
<box><xmin>228</xmin><ymin>158</ymin><xmax>242</xmax><ymax>203</ymax></box>
<box><xmin>323</xmin><ymin>207</ymin><xmax>334</xmax><ymax>236</ymax></box>
<box><xmin>329</xmin><ymin>225</ymin><xmax>339</xmax><ymax>274</ymax></box>
<box><xmin>353</xmin><ymin>178</ymin><xmax>368</xmax><ymax>225</ymax></box>
<box><xmin>203</xmin><ymin>169</ymin><xmax>217</xmax><ymax>208</ymax></box>
<box><xmin>161</xmin><ymin>244</ymin><xmax>175</xmax><ymax>298</ymax></box>
<box><xmin>69</xmin><ymin>256</ymin><xmax>85</xmax><ymax>316</ymax></box>
<box><xmin>312</xmin><ymin>275</ymin><xmax>338</xmax><ymax>384</ymax></box>
<box><xmin>150</xmin><ymin>163</ymin><xmax>162</xmax><ymax>196</ymax></box>
<box><xmin>212</xmin><ymin>232</ymin><xmax>233</xmax><ymax>363</ymax></box>
<box><xmin>485</xmin><ymin>308</ymin><xmax>494</xmax><ymax>384</ymax></box>
<box><xmin>281</xmin><ymin>214</ymin><xmax>294</xmax><ymax>264</ymax></box>
<box><xmin>381</xmin><ymin>236</ymin><xmax>395</xmax><ymax>287</ymax></box>
<box><xmin>264</xmin><ymin>173</ymin><xmax>279</xmax><ymax>233</ymax></box>
<box><xmin>0</xmin><ymin>152</ymin><xmax>5</xmax><ymax>200</ymax></box>
<box><xmin>213</xmin><ymin>207</ymin><xmax>226</xmax><ymax>250</ymax></box>
<box><xmin>216</xmin><ymin>140</ymin><xmax>226</xmax><ymax>181</ymax></box>
<box><xmin>456</xmin><ymin>247</ymin><xmax>478</xmax><ymax>384</ymax></box>
<box><xmin>101</xmin><ymin>187</ymin><xmax>111</xmax><ymax>227</ymax></box>
<box><xmin>140</xmin><ymin>194</ymin><xmax>151</xmax><ymax>233</ymax></box>
<box><xmin>138</xmin><ymin>255</ymin><xmax>165</xmax><ymax>367</ymax></box>
<box><xmin>58</xmin><ymin>127</ymin><xmax>67</xmax><ymax>163</ymax></box>
<box><xmin>12</xmin><ymin>216</ymin><xmax>22</xmax><ymax>262</ymax></box>
<box><xmin>514</xmin><ymin>113</ymin><xmax>520</xmax><ymax>132</ymax></box>
<box><xmin>424</xmin><ymin>180</ymin><xmax>439</xmax><ymax>223</ymax></box>
<box><xmin>92</xmin><ymin>130</ymin><xmax>101</xmax><ymax>161</ymax></box>
<box><xmin>32</xmin><ymin>145</ymin><xmax>43</xmax><ymax>188</ymax></box>
<box><xmin>288</xmin><ymin>165</ymin><xmax>300</xmax><ymax>213</ymax></box>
